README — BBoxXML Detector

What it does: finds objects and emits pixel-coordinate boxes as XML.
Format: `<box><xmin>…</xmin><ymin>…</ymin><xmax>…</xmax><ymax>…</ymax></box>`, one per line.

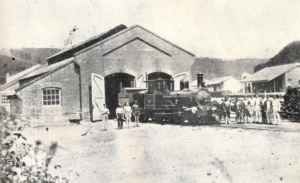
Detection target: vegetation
<box><xmin>0</xmin><ymin>115</ymin><xmax>69</xmax><ymax>182</ymax></box>
<box><xmin>254</xmin><ymin>41</ymin><xmax>300</xmax><ymax>72</ymax></box>
<box><xmin>191</xmin><ymin>57</ymin><xmax>267</xmax><ymax>81</ymax></box>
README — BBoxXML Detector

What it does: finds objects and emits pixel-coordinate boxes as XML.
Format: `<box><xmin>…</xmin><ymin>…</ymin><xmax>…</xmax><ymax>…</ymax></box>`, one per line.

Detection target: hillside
<box><xmin>254</xmin><ymin>41</ymin><xmax>300</xmax><ymax>72</ymax></box>
<box><xmin>191</xmin><ymin>57</ymin><xmax>268</xmax><ymax>81</ymax></box>
<box><xmin>0</xmin><ymin>48</ymin><xmax>61</xmax><ymax>84</ymax></box>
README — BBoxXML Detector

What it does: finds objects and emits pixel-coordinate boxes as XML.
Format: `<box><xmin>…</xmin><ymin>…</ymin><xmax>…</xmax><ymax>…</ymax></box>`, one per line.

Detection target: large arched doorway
<box><xmin>148</xmin><ymin>72</ymin><xmax>172</xmax><ymax>80</ymax></box>
<box><xmin>105</xmin><ymin>73</ymin><xmax>135</xmax><ymax>118</ymax></box>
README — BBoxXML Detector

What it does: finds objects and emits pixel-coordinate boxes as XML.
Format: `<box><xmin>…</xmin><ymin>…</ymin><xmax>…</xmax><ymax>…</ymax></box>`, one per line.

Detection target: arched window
<box><xmin>42</xmin><ymin>88</ymin><xmax>60</xmax><ymax>106</ymax></box>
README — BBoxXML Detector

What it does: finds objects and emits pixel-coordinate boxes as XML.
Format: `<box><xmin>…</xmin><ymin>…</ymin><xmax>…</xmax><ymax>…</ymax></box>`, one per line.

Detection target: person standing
<box><xmin>124</xmin><ymin>102</ymin><xmax>132</xmax><ymax>129</ymax></box>
<box><xmin>265</xmin><ymin>96</ymin><xmax>273</xmax><ymax>124</ymax></box>
<box><xmin>273</xmin><ymin>95</ymin><xmax>281</xmax><ymax>125</ymax></box>
<box><xmin>221</xmin><ymin>97</ymin><xmax>231</xmax><ymax>124</ymax></box>
<box><xmin>101</xmin><ymin>104</ymin><xmax>110</xmax><ymax>131</ymax></box>
<box><xmin>249</xmin><ymin>96</ymin><xmax>255</xmax><ymax>123</ymax></box>
<box><xmin>116</xmin><ymin>104</ymin><xmax>124</xmax><ymax>129</ymax></box>
<box><xmin>132</xmin><ymin>100</ymin><xmax>141</xmax><ymax>127</ymax></box>
<box><xmin>261</xmin><ymin>96</ymin><xmax>267</xmax><ymax>124</ymax></box>
<box><xmin>254</xmin><ymin>94</ymin><xmax>262</xmax><ymax>123</ymax></box>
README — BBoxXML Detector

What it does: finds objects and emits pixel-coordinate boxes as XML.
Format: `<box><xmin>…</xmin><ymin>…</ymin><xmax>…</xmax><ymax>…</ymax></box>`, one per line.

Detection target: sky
<box><xmin>0</xmin><ymin>0</ymin><xmax>300</xmax><ymax>59</ymax></box>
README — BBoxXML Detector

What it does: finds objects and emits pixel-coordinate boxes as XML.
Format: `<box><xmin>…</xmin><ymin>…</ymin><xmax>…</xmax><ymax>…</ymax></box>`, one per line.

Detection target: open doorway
<box><xmin>105</xmin><ymin>73</ymin><xmax>135</xmax><ymax>118</ymax></box>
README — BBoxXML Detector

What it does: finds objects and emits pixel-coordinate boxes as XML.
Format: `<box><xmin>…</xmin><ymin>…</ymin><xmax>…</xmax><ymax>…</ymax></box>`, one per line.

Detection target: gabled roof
<box><xmin>46</xmin><ymin>24</ymin><xmax>127</xmax><ymax>62</ymax></box>
<box><xmin>241</xmin><ymin>63</ymin><xmax>300</xmax><ymax>83</ymax></box>
<box><xmin>46</xmin><ymin>24</ymin><xmax>194</xmax><ymax>63</ymax></box>
<box><xmin>0</xmin><ymin>64</ymin><xmax>43</xmax><ymax>91</ymax></box>
<box><xmin>16</xmin><ymin>58</ymin><xmax>74</xmax><ymax>91</ymax></box>
<box><xmin>21</xmin><ymin>57</ymin><xmax>74</xmax><ymax>80</ymax></box>
<box><xmin>206</xmin><ymin>76</ymin><xmax>234</xmax><ymax>85</ymax></box>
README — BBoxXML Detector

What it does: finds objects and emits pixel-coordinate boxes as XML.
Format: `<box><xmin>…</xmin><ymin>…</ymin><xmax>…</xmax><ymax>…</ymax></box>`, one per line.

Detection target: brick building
<box><xmin>8</xmin><ymin>24</ymin><xmax>195</xmax><ymax>123</ymax></box>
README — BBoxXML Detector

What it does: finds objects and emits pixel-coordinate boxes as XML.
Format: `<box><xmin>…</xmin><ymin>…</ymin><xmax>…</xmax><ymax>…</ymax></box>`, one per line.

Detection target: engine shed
<box><xmin>8</xmin><ymin>24</ymin><xmax>195</xmax><ymax>123</ymax></box>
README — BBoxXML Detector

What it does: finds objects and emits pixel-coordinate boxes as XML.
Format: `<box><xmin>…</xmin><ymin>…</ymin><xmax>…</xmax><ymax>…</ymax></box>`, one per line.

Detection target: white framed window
<box><xmin>42</xmin><ymin>88</ymin><xmax>60</xmax><ymax>106</ymax></box>
<box><xmin>1</xmin><ymin>95</ymin><xmax>9</xmax><ymax>104</ymax></box>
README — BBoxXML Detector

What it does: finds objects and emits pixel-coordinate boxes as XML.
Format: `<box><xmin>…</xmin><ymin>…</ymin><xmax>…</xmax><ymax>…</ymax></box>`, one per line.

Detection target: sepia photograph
<box><xmin>1</xmin><ymin>0</ymin><xmax>300</xmax><ymax>182</ymax></box>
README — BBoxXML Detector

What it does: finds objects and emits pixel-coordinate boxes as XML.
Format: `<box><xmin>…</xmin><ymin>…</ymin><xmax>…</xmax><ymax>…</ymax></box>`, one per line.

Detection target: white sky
<box><xmin>0</xmin><ymin>0</ymin><xmax>300</xmax><ymax>59</ymax></box>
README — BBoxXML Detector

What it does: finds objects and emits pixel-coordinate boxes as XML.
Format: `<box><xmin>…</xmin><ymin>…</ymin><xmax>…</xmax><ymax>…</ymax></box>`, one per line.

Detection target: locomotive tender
<box><xmin>127</xmin><ymin>74</ymin><xmax>219</xmax><ymax>125</ymax></box>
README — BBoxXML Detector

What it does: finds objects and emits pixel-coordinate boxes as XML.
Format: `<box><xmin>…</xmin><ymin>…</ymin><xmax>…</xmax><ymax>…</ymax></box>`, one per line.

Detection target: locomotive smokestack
<box><xmin>197</xmin><ymin>74</ymin><xmax>203</xmax><ymax>88</ymax></box>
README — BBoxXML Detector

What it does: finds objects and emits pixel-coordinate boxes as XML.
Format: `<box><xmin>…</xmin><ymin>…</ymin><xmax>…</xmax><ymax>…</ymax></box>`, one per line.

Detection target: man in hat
<box><xmin>116</xmin><ymin>104</ymin><xmax>124</xmax><ymax>129</ymax></box>
<box><xmin>132</xmin><ymin>100</ymin><xmax>141</xmax><ymax>127</ymax></box>
<box><xmin>101</xmin><ymin>104</ymin><xmax>110</xmax><ymax>131</ymax></box>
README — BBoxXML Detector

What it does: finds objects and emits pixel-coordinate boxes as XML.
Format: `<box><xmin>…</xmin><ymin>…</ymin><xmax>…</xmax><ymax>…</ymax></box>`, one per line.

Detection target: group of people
<box><xmin>220</xmin><ymin>94</ymin><xmax>282</xmax><ymax>125</ymax></box>
<box><xmin>115</xmin><ymin>100</ymin><xmax>141</xmax><ymax>130</ymax></box>
<box><xmin>101</xmin><ymin>100</ymin><xmax>141</xmax><ymax>130</ymax></box>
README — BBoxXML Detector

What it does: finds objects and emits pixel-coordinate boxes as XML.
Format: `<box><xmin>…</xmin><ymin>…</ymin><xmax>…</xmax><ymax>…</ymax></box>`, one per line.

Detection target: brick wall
<box><xmin>75</xmin><ymin>26</ymin><xmax>194</xmax><ymax>120</ymax></box>
<box><xmin>19</xmin><ymin>63</ymin><xmax>81</xmax><ymax>124</ymax></box>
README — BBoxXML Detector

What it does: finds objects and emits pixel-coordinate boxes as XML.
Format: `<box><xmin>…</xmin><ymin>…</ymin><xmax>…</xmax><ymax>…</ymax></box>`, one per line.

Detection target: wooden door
<box><xmin>91</xmin><ymin>73</ymin><xmax>105</xmax><ymax>121</ymax></box>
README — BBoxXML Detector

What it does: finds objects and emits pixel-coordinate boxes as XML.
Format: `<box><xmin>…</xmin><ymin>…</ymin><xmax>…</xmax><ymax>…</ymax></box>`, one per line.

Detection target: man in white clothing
<box><xmin>273</xmin><ymin>95</ymin><xmax>281</xmax><ymax>125</ymax></box>
<box><xmin>101</xmin><ymin>104</ymin><xmax>110</xmax><ymax>131</ymax></box>
<box><xmin>124</xmin><ymin>102</ymin><xmax>132</xmax><ymax>129</ymax></box>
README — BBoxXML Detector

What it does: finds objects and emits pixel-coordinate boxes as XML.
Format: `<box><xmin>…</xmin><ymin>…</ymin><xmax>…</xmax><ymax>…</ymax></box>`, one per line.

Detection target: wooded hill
<box><xmin>254</xmin><ymin>41</ymin><xmax>300</xmax><ymax>72</ymax></box>
<box><xmin>0</xmin><ymin>48</ymin><xmax>61</xmax><ymax>84</ymax></box>
<box><xmin>191</xmin><ymin>57</ymin><xmax>268</xmax><ymax>81</ymax></box>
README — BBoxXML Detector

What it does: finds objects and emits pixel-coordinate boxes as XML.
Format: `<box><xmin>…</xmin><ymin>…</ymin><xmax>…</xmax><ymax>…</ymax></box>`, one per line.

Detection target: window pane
<box><xmin>51</xmin><ymin>101</ymin><xmax>55</xmax><ymax>105</ymax></box>
<box><xmin>56</xmin><ymin>90</ymin><xmax>59</xmax><ymax>94</ymax></box>
<box><xmin>43</xmin><ymin>90</ymin><xmax>46</xmax><ymax>95</ymax></box>
<box><xmin>52</xmin><ymin>90</ymin><xmax>55</xmax><ymax>94</ymax></box>
<box><xmin>56</xmin><ymin>100</ymin><xmax>60</xmax><ymax>105</ymax></box>
<box><xmin>43</xmin><ymin>101</ymin><xmax>47</xmax><ymax>105</ymax></box>
<box><xmin>43</xmin><ymin>96</ymin><xmax>47</xmax><ymax>100</ymax></box>
<box><xmin>47</xmin><ymin>90</ymin><xmax>51</xmax><ymax>94</ymax></box>
<box><xmin>47</xmin><ymin>96</ymin><xmax>51</xmax><ymax>100</ymax></box>
<box><xmin>47</xmin><ymin>101</ymin><xmax>51</xmax><ymax>105</ymax></box>
<box><xmin>52</xmin><ymin>96</ymin><xmax>56</xmax><ymax>99</ymax></box>
<box><xmin>56</xmin><ymin>95</ymin><xmax>59</xmax><ymax>99</ymax></box>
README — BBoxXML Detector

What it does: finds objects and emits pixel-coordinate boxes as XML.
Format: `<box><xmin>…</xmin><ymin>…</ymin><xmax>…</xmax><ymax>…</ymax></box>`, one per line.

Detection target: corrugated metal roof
<box><xmin>241</xmin><ymin>63</ymin><xmax>300</xmax><ymax>83</ymax></box>
<box><xmin>0</xmin><ymin>64</ymin><xmax>43</xmax><ymax>91</ymax></box>
<box><xmin>206</xmin><ymin>76</ymin><xmax>233</xmax><ymax>85</ymax></box>
<box><xmin>21</xmin><ymin>58</ymin><xmax>74</xmax><ymax>80</ymax></box>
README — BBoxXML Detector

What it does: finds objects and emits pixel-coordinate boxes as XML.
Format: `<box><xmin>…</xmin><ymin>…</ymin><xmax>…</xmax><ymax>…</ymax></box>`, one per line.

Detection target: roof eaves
<box><xmin>74</xmin><ymin>24</ymin><xmax>195</xmax><ymax>57</ymax></box>
<box><xmin>16</xmin><ymin>60</ymin><xmax>74</xmax><ymax>92</ymax></box>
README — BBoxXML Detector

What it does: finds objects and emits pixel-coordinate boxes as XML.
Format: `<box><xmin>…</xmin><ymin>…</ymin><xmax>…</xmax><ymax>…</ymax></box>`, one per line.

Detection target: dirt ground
<box><xmin>22</xmin><ymin>119</ymin><xmax>300</xmax><ymax>183</ymax></box>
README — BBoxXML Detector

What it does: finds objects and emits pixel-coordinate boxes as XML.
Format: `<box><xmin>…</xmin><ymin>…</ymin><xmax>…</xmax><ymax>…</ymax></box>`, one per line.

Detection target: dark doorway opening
<box><xmin>105</xmin><ymin>73</ymin><xmax>135</xmax><ymax>118</ymax></box>
<box><xmin>148</xmin><ymin>72</ymin><xmax>172</xmax><ymax>80</ymax></box>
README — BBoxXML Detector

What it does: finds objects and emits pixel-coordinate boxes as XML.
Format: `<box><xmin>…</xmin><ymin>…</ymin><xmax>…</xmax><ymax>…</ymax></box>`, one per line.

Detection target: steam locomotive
<box><xmin>120</xmin><ymin>74</ymin><xmax>220</xmax><ymax>125</ymax></box>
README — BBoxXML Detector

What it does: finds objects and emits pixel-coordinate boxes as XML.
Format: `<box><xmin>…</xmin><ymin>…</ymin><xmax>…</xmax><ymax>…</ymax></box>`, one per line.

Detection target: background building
<box><xmin>205</xmin><ymin>76</ymin><xmax>242</xmax><ymax>97</ymax></box>
<box><xmin>241</xmin><ymin>63</ymin><xmax>300</xmax><ymax>94</ymax></box>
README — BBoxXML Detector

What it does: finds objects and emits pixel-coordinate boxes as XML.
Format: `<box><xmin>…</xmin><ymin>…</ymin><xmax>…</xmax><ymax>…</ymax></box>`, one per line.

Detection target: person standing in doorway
<box><xmin>124</xmin><ymin>102</ymin><xmax>132</xmax><ymax>129</ymax></box>
<box><xmin>116</xmin><ymin>104</ymin><xmax>124</xmax><ymax>129</ymax></box>
<box><xmin>132</xmin><ymin>100</ymin><xmax>141</xmax><ymax>127</ymax></box>
<box><xmin>101</xmin><ymin>104</ymin><xmax>110</xmax><ymax>131</ymax></box>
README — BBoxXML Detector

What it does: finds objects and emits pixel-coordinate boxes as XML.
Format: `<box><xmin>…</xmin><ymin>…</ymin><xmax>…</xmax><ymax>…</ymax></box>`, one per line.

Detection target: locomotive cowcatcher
<box><xmin>120</xmin><ymin>74</ymin><xmax>220</xmax><ymax>125</ymax></box>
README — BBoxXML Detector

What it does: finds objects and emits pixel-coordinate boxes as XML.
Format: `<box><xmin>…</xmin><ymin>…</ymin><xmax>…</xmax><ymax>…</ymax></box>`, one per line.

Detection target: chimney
<box><xmin>197</xmin><ymin>74</ymin><xmax>203</xmax><ymax>88</ymax></box>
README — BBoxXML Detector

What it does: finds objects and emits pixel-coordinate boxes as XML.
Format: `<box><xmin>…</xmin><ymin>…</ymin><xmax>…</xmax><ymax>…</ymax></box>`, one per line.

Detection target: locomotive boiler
<box><xmin>125</xmin><ymin>74</ymin><xmax>219</xmax><ymax>125</ymax></box>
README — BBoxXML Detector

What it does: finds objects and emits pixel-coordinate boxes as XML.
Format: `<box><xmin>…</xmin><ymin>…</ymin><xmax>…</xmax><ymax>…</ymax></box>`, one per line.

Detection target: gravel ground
<box><xmin>22</xmin><ymin>120</ymin><xmax>300</xmax><ymax>183</ymax></box>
